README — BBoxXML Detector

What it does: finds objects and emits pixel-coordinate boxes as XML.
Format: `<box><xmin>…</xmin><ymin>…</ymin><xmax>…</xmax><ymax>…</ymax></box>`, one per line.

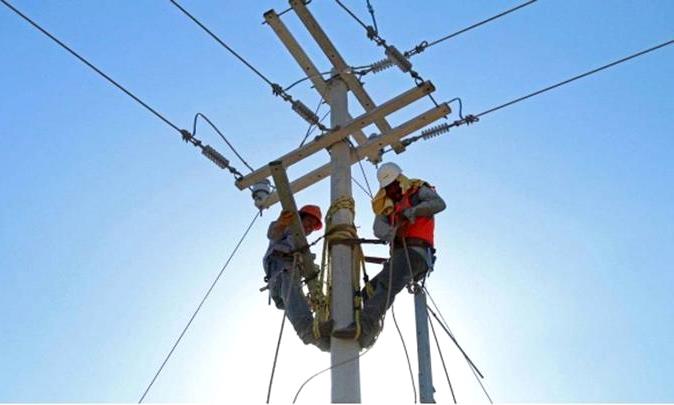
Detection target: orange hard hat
<box><xmin>299</xmin><ymin>204</ymin><xmax>323</xmax><ymax>231</ymax></box>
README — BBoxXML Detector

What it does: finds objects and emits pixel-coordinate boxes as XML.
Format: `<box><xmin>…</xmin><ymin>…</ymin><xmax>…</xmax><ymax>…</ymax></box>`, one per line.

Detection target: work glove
<box><xmin>401</xmin><ymin>207</ymin><xmax>416</xmax><ymax>224</ymax></box>
<box><xmin>277</xmin><ymin>210</ymin><xmax>294</xmax><ymax>227</ymax></box>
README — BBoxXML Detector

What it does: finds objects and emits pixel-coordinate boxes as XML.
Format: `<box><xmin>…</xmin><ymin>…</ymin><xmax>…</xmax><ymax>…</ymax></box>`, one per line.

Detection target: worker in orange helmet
<box><xmin>263</xmin><ymin>204</ymin><xmax>332</xmax><ymax>351</ymax></box>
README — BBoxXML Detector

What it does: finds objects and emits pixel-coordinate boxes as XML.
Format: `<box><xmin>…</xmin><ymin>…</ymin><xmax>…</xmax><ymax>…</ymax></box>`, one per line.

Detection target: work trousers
<box><xmin>266</xmin><ymin>256</ymin><xmax>330</xmax><ymax>351</ymax></box>
<box><xmin>359</xmin><ymin>247</ymin><xmax>431</xmax><ymax>348</ymax></box>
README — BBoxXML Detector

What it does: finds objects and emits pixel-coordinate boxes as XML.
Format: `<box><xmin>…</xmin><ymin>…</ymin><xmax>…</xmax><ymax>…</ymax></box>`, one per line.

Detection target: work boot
<box><xmin>332</xmin><ymin>310</ymin><xmax>380</xmax><ymax>339</ymax></box>
<box><xmin>331</xmin><ymin>321</ymin><xmax>358</xmax><ymax>339</ymax></box>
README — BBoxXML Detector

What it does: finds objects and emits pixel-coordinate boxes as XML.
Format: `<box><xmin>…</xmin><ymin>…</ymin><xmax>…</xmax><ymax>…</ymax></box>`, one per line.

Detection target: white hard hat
<box><xmin>377</xmin><ymin>162</ymin><xmax>402</xmax><ymax>189</ymax></box>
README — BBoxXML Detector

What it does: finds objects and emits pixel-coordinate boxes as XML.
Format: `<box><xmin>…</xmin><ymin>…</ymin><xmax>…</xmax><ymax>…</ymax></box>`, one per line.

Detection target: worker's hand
<box><xmin>277</xmin><ymin>210</ymin><xmax>294</xmax><ymax>227</ymax></box>
<box><xmin>401</xmin><ymin>207</ymin><xmax>416</xmax><ymax>224</ymax></box>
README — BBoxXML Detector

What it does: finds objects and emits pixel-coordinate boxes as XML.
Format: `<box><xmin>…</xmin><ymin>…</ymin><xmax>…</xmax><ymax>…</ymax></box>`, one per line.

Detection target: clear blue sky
<box><xmin>1</xmin><ymin>0</ymin><xmax>673</xmax><ymax>403</ymax></box>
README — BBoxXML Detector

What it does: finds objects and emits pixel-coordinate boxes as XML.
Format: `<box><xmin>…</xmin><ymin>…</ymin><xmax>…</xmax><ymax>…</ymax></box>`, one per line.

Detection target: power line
<box><xmin>335</xmin><ymin>0</ymin><xmax>371</xmax><ymax>33</ymax></box>
<box><xmin>169</xmin><ymin>0</ymin><xmax>331</xmax><ymax>132</ymax></box>
<box><xmin>355</xmin><ymin>158</ymin><xmax>374</xmax><ymax>199</ymax></box>
<box><xmin>0</xmin><ymin>0</ymin><xmax>248</xmax><ymax>178</ymax></box>
<box><xmin>169</xmin><ymin>0</ymin><xmax>275</xmax><ymax>88</ymax></box>
<box><xmin>262</xmin><ymin>0</ymin><xmax>314</xmax><ymax>24</ymax></box>
<box><xmin>299</xmin><ymin>99</ymin><xmax>328</xmax><ymax>147</ymax></box>
<box><xmin>192</xmin><ymin>113</ymin><xmax>254</xmax><ymax>172</ymax></box>
<box><xmin>400</xmin><ymin>39</ymin><xmax>674</xmax><ymax>150</ymax></box>
<box><xmin>425</xmin><ymin>304</ymin><xmax>484</xmax><ymax>379</ymax></box>
<box><xmin>428</xmin><ymin>308</ymin><xmax>457</xmax><ymax>403</ymax></box>
<box><xmin>476</xmin><ymin>39</ymin><xmax>674</xmax><ymax>118</ymax></box>
<box><xmin>391</xmin><ymin>304</ymin><xmax>418</xmax><ymax>403</ymax></box>
<box><xmin>0</xmin><ymin>0</ymin><xmax>181</xmax><ymax>134</ymax></box>
<box><xmin>333</xmin><ymin>0</ymin><xmax>438</xmax><ymax>107</ymax></box>
<box><xmin>284</xmin><ymin>70</ymin><xmax>334</xmax><ymax>92</ymax></box>
<box><xmin>405</xmin><ymin>0</ymin><xmax>538</xmax><ymax>57</ymax></box>
<box><xmin>138</xmin><ymin>211</ymin><xmax>261</xmax><ymax>403</ymax></box>
<box><xmin>266</xmin><ymin>255</ymin><xmax>301</xmax><ymax>404</ymax></box>
<box><xmin>366</xmin><ymin>0</ymin><xmax>379</xmax><ymax>37</ymax></box>
<box><xmin>266</xmin><ymin>313</ymin><xmax>287</xmax><ymax>403</ymax></box>
<box><xmin>425</xmin><ymin>287</ymin><xmax>494</xmax><ymax>404</ymax></box>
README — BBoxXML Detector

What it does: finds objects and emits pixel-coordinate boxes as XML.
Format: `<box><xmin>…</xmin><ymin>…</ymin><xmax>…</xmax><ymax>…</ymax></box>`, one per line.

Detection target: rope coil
<box><xmin>310</xmin><ymin>196</ymin><xmax>369</xmax><ymax>341</ymax></box>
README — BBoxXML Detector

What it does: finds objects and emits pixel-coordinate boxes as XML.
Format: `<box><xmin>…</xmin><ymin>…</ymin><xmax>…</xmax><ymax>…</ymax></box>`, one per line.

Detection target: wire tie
<box><xmin>180</xmin><ymin>129</ymin><xmax>193</xmax><ymax>142</ymax></box>
<box><xmin>366</xmin><ymin>25</ymin><xmax>377</xmax><ymax>40</ymax></box>
<box><xmin>271</xmin><ymin>83</ymin><xmax>285</xmax><ymax>97</ymax></box>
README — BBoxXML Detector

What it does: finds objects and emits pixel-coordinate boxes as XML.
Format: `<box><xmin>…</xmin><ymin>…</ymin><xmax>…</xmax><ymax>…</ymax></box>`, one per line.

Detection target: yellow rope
<box><xmin>311</xmin><ymin>196</ymin><xmax>367</xmax><ymax>340</ymax></box>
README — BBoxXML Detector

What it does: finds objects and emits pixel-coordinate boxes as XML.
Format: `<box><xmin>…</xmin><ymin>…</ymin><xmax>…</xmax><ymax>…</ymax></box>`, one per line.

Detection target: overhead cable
<box><xmin>266</xmin><ymin>255</ymin><xmax>302</xmax><ymax>403</ymax></box>
<box><xmin>366</xmin><ymin>0</ymin><xmax>379</xmax><ymax>37</ymax></box>
<box><xmin>425</xmin><ymin>288</ymin><xmax>494</xmax><ymax>403</ymax></box>
<box><xmin>333</xmin><ymin>0</ymin><xmax>438</xmax><ymax>106</ymax></box>
<box><xmin>138</xmin><ymin>211</ymin><xmax>261</xmax><ymax>403</ymax></box>
<box><xmin>392</xmin><ymin>304</ymin><xmax>418</xmax><ymax>403</ymax></box>
<box><xmin>356</xmin><ymin>0</ymin><xmax>538</xmax><ymax>79</ymax></box>
<box><xmin>475</xmin><ymin>39</ymin><xmax>674</xmax><ymax>118</ymax></box>
<box><xmin>400</xmin><ymin>39</ymin><xmax>674</xmax><ymax>150</ymax></box>
<box><xmin>428</xmin><ymin>308</ymin><xmax>457</xmax><ymax>403</ymax></box>
<box><xmin>426</xmin><ymin>305</ymin><xmax>485</xmax><ymax>379</ymax></box>
<box><xmin>266</xmin><ymin>312</ymin><xmax>287</xmax><ymax>403</ymax></box>
<box><xmin>169</xmin><ymin>0</ymin><xmax>274</xmax><ymax>87</ymax></box>
<box><xmin>0</xmin><ymin>0</ymin><xmax>182</xmax><ymax>134</ymax></box>
<box><xmin>169</xmin><ymin>0</ymin><xmax>330</xmax><ymax>132</ymax></box>
<box><xmin>405</xmin><ymin>0</ymin><xmax>538</xmax><ymax>57</ymax></box>
<box><xmin>0</xmin><ymin>0</ymin><xmax>242</xmax><ymax>178</ymax></box>
<box><xmin>262</xmin><ymin>0</ymin><xmax>313</xmax><ymax>24</ymax></box>
<box><xmin>192</xmin><ymin>113</ymin><xmax>254</xmax><ymax>172</ymax></box>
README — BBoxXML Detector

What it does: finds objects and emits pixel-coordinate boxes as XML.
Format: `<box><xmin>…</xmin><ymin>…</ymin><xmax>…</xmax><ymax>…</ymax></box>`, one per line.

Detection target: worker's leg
<box><xmin>363</xmin><ymin>248</ymin><xmax>428</xmax><ymax>317</ymax></box>
<box><xmin>277</xmin><ymin>270</ymin><xmax>317</xmax><ymax>345</ymax></box>
<box><xmin>356</xmin><ymin>248</ymin><xmax>428</xmax><ymax>346</ymax></box>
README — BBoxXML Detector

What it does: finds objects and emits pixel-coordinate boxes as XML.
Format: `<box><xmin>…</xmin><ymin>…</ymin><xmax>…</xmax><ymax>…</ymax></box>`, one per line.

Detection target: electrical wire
<box><xmin>344</xmin><ymin>138</ymin><xmax>374</xmax><ymax>200</ymax></box>
<box><xmin>0</xmin><ymin>0</ymin><xmax>246</xmax><ymax>177</ymax></box>
<box><xmin>334</xmin><ymin>0</ymin><xmax>370</xmax><ymax>32</ymax></box>
<box><xmin>170</xmin><ymin>0</ymin><xmax>331</xmax><ymax>132</ymax></box>
<box><xmin>284</xmin><ymin>70</ymin><xmax>334</xmax><ymax>92</ymax></box>
<box><xmin>352</xmin><ymin>177</ymin><xmax>373</xmax><ymax>200</ymax></box>
<box><xmin>405</xmin><ymin>0</ymin><xmax>539</xmax><ymax>57</ymax></box>
<box><xmin>138</xmin><ymin>211</ymin><xmax>261</xmax><ymax>403</ymax></box>
<box><xmin>266</xmin><ymin>311</ymin><xmax>287</xmax><ymax>403</ymax></box>
<box><xmin>476</xmin><ymin>39</ymin><xmax>674</xmax><ymax>118</ymax></box>
<box><xmin>428</xmin><ymin>308</ymin><xmax>457</xmax><ymax>403</ymax></box>
<box><xmin>266</xmin><ymin>255</ymin><xmax>301</xmax><ymax>403</ymax></box>
<box><xmin>169</xmin><ymin>0</ymin><xmax>276</xmax><ymax>88</ymax></box>
<box><xmin>399</xmin><ymin>39</ymin><xmax>674</xmax><ymax>151</ymax></box>
<box><xmin>424</xmin><ymin>287</ymin><xmax>494</xmax><ymax>403</ymax></box>
<box><xmin>299</xmin><ymin>99</ymin><xmax>328</xmax><ymax>147</ymax></box>
<box><xmin>391</xmin><ymin>304</ymin><xmax>418</xmax><ymax>403</ymax></box>
<box><xmin>0</xmin><ymin>0</ymin><xmax>182</xmax><ymax>134</ymax></box>
<box><xmin>425</xmin><ymin>304</ymin><xmax>484</xmax><ymax>379</ymax></box>
<box><xmin>355</xmin><ymin>158</ymin><xmax>374</xmax><ymax>199</ymax></box>
<box><xmin>366</xmin><ymin>0</ymin><xmax>379</xmax><ymax>36</ymax></box>
<box><xmin>262</xmin><ymin>0</ymin><xmax>313</xmax><ymax>24</ymax></box>
<box><xmin>192</xmin><ymin>113</ymin><xmax>254</xmax><ymax>172</ymax></box>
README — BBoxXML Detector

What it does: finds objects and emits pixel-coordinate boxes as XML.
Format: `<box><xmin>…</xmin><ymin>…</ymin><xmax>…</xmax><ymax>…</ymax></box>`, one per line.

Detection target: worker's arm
<box><xmin>404</xmin><ymin>185</ymin><xmax>446</xmax><ymax>221</ymax></box>
<box><xmin>267</xmin><ymin>220</ymin><xmax>285</xmax><ymax>241</ymax></box>
<box><xmin>373</xmin><ymin>214</ymin><xmax>395</xmax><ymax>242</ymax></box>
<box><xmin>267</xmin><ymin>210</ymin><xmax>294</xmax><ymax>240</ymax></box>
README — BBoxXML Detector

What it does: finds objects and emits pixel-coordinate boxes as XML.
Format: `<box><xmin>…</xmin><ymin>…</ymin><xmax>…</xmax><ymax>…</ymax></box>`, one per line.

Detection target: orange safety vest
<box><xmin>389</xmin><ymin>185</ymin><xmax>435</xmax><ymax>247</ymax></box>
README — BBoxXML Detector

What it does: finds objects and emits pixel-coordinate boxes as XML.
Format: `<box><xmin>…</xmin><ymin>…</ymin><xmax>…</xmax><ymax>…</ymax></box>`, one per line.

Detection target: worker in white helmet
<box><xmin>333</xmin><ymin>162</ymin><xmax>446</xmax><ymax>347</ymax></box>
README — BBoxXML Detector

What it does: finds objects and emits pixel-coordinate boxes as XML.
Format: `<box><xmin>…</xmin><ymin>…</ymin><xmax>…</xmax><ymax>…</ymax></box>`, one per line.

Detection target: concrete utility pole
<box><xmin>415</xmin><ymin>289</ymin><xmax>436</xmax><ymax>403</ymax></box>
<box><xmin>328</xmin><ymin>73</ymin><xmax>361</xmax><ymax>403</ymax></box>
